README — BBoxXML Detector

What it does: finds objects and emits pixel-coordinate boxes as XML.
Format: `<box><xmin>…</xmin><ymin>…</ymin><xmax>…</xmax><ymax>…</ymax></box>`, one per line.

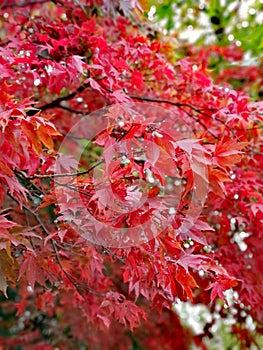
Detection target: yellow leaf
<box><xmin>139</xmin><ymin>0</ymin><xmax>150</xmax><ymax>11</ymax></box>
<box><xmin>37</xmin><ymin>125</ymin><xmax>54</xmax><ymax>150</ymax></box>
<box><xmin>21</xmin><ymin>120</ymin><xmax>42</xmax><ymax>155</ymax></box>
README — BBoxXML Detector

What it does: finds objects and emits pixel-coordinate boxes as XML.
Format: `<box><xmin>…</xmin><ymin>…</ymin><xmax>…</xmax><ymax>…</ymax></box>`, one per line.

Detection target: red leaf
<box><xmin>132</xmin><ymin>71</ymin><xmax>145</xmax><ymax>89</ymax></box>
<box><xmin>213</xmin><ymin>139</ymin><xmax>247</xmax><ymax>168</ymax></box>
<box><xmin>18</xmin><ymin>253</ymin><xmax>47</xmax><ymax>289</ymax></box>
<box><xmin>207</xmin><ymin>276</ymin><xmax>238</xmax><ymax>303</ymax></box>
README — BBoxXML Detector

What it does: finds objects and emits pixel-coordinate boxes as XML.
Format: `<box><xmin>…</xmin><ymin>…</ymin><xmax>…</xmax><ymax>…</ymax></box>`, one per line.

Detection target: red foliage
<box><xmin>0</xmin><ymin>1</ymin><xmax>262</xmax><ymax>349</ymax></box>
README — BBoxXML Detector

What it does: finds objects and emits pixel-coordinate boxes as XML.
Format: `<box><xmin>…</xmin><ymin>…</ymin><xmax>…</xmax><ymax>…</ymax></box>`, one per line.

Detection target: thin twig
<box><xmin>53</xmin><ymin>179</ymin><xmax>93</xmax><ymax>197</ymax></box>
<box><xmin>28</xmin><ymin>159</ymin><xmax>104</xmax><ymax>179</ymax></box>
<box><xmin>51</xmin><ymin>240</ymin><xmax>105</xmax><ymax>297</ymax></box>
<box><xmin>56</xmin><ymin>104</ymin><xmax>86</xmax><ymax>115</ymax></box>
<box><xmin>8</xmin><ymin>193</ymin><xmax>105</xmax><ymax>297</ymax></box>
<box><xmin>27</xmin><ymin>81</ymin><xmax>91</xmax><ymax>116</ymax></box>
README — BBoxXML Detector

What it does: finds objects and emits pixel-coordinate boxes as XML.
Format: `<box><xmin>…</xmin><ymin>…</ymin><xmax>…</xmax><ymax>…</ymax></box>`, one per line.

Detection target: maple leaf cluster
<box><xmin>0</xmin><ymin>0</ymin><xmax>262</xmax><ymax>349</ymax></box>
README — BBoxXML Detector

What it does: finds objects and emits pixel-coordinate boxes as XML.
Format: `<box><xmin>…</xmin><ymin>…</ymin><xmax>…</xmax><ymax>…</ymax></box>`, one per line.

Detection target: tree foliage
<box><xmin>0</xmin><ymin>0</ymin><xmax>262</xmax><ymax>349</ymax></box>
<box><xmin>150</xmin><ymin>0</ymin><xmax>263</xmax><ymax>98</ymax></box>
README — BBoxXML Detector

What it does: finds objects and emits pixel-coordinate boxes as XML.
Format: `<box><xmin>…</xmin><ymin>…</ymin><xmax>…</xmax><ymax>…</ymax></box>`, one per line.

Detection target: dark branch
<box><xmin>27</xmin><ymin>81</ymin><xmax>91</xmax><ymax>117</ymax></box>
<box><xmin>51</xmin><ymin>240</ymin><xmax>106</xmax><ymax>297</ymax></box>
<box><xmin>8</xmin><ymin>192</ymin><xmax>105</xmax><ymax>298</ymax></box>
<box><xmin>28</xmin><ymin>159</ymin><xmax>104</xmax><ymax>179</ymax></box>
<box><xmin>128</xmin><ymin>93</ymin><xmax>219</xmax><ymax>139</ymax></box>
<box><xmin>28</xmin><ymin>79</ymin><xmax>261</xmax><ymax>142</ymax></box>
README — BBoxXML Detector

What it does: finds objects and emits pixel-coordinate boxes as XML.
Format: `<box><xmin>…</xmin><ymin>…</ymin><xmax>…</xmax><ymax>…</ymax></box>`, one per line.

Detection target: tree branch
<box><xmin>30</xmin><ymin>79</ymin><xmax>261</xmax><ymax>142</ymax></box>
<box><xmin>27</xmin><ymin>81</ymin><xmax>91</xmax><ymax>117</ymax></box>
<box><xmin>51</xmin><ymin>239</ymin><xmax>106</xmax><ymax>297</ymax></box>
<box><xmin>28</xmin><ymin>159</ymin><xmax>104</xmax><ymax>179</ymax></box>
<box><xmin>8</xmin><ymin>193</ymin><xmax>105</xmax><ymax>298</ymax></box>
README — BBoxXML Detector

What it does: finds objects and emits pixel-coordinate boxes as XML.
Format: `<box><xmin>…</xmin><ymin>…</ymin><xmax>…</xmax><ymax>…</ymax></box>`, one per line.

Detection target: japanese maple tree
<box><xmin>0</xmin><ymin>0</ymin><xmax>262</xmax><ymax>349</ymax></box>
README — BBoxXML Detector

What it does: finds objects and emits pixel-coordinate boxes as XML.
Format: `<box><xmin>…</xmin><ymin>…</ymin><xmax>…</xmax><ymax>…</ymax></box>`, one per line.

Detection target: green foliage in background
<box><xmin>147</xmin><ymin>0</ymin><xmax>263</xmax><ymax>98</ymax></box>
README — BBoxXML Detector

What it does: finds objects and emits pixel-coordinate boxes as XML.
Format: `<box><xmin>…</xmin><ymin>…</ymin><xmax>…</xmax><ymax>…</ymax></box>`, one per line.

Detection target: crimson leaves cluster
<box><xmin>0</xmin><ymin>1</ymin><xmax>262</xmax><ymax>349</ymax></box>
